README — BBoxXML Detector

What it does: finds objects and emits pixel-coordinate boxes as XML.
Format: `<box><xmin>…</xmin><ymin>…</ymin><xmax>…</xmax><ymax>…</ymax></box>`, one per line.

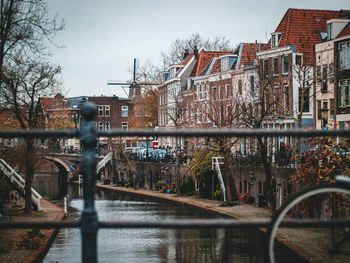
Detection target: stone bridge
<box><xmin>34</xmin><ymin>153</ymin><xmax>111</xmax><ymax>199</ymax></box>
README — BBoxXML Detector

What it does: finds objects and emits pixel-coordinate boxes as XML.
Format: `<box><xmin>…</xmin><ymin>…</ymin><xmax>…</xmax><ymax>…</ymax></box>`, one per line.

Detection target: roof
<box><xmin>270</xmin><ymin>8</ymin><xmax>340</xmax><ymax>63</ymax></box>
<box><xmin>235</xmin><ymin>43</ymin><xmax>268</xmax><ymax>69</ymax></box>
<box><xmin>191</xmin><ymin>51</ymin><xmax>232</xmax><ymax>77</ymax></box>
<box><xmin>40</xmin><ymin>98</ymin><xmax>56</xmax><ymax>112</ymax></box>
<box><xmin>182</xmin><ymin>53</ymin><xmax>194</xmax><ymax>65</ymax></box>
<box><xmin>336</xmin><ymin>22</ymin><xmax>350</xmax><ymax>38</ymax></box>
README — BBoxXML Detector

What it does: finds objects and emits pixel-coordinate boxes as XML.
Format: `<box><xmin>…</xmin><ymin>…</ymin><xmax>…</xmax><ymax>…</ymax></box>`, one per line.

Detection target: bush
<box><xmin>184</xmin><ymin>191</ymin><xmax>194</xmax><ymax>196</ymax></box>
<box><xmin>214</xmin><ymin>190</ymin><xmax>223</xmax><ymax>201</ymax></box>
<box><xmin>219</xmin><ymin>201</ymin><xmax>240</xmax><ymax>207</ymax></box>
<box><xmin>180</xmin><ymin>177</ymin><xmax>195</xmax><ymax>196</ymax></box>
<box><xmin>247</xmin><ymin>196</ymin><xmax>255</xmax><ymax>204</ymax></box>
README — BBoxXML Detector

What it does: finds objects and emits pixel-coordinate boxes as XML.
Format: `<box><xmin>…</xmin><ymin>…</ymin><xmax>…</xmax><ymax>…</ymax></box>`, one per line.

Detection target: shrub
<box><xmin>219</xmin><ymin>201</ymin><xmax>240</xmax><ymax>207</ymax></box>
<box><xmin>247</xmin><ymin>196</ymin><xmax>255</xmax><ymax>204</ymax></box>
<box><xmin>180</xmin><ymin>177</ymin><xmax>195</xmax><ymax>196</ymax></box>
<box><xmin>214</xmin><ymin>190</ymin><xmax>223</xmax><ymax>201</ymax></box>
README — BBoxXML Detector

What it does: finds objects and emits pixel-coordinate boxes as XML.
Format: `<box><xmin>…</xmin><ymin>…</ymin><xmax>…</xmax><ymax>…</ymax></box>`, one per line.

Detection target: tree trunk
<box><xmin>24</xmin><ymin>138</ymin><xmax>35</xmax><ymax>213</ymax></box>
<box><xmin>257</xmin><ymin>136</ymin><xmax>276</xmax><ymax>211</ymax></box>
<box><xmin>224</xmin><ymin>153</ymin><xmax>238</xmax><ymax>201</ymax></box>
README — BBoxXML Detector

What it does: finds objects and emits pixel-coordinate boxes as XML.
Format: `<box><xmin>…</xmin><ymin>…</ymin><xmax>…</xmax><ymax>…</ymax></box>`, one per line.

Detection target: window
<box><xmin>329</xmin><ymin>64</ymin><xmax>334</xmax><ymax>83</ymax></box>
<box><xmin>295</xmin><ymin>55</ymin><xmax>302</xmax><ymax>65</ymax></box>
<box><xmin>212</xmin><ymin>86</ymin><xmax>217</xmax><ymax>100</ymax></box>
<box><xmin>328</xmin><ymin>23</ymin><xmax>333</xmax><ymax>41</ymax></box>
<box><xmin>121</xmin><ymin>106</ymin><xmax>128</xmax><ymax>117</ymax></box>
<box><xmin>274</xmin><ymin>86</ymin><xmax>279</xmax><ymax>112</ymax></box>
<box><xmin>225</xmin><ymin>84</ymin><xmax>230</xmax><ymax>98</ymax></box>
<box><xmin>98</xmin><ymin>106</ymin><xmax>103</xmax><ymax>117</ymax></box>
<box><xmin>322</xmin><ymin>65</ymin><xmax>328</xmax><ymax>92</ymax></box>
<box><xmin>271</xmin><ymin>34</ymin><xmax>276</xmax><ymax>48</ymax></box>
<box><xmin>219</xmin><ymin>86</ymin><xmax>224</xmax><ymax>100</ymax></box>
<box><xmin>105</xmin><ymin>106</ymin><xmax>110</xmax><ymax>117</ymax></box>
<box><xmin>122</xmin><ymin>122</ymin><xmax>128</xmax><ymax>130</ymax></box>
<box><xmin>282</xmin><ymin>56</ymin><xmax>288</xmax><ymax>74</ymax></box>
<box><xmin>339</xmin><ymin>79</ymin><xmax>350</xmax><ymax>107</ymax></box>
<box><xmin>221</xmin><ymin>57</ymin><xmax>229</xmax><ymax>71</ymax></box>
<box><xmin>238</xmin><ymin>80</ymin><xmax>242</xmax><ymax>95</ymax></box>
<box><xmin>339</xmin><ymin>41</ymin><xmax>350</xmax><ymax>70</ymax></box>
<box><xmin>250</xmin><ymin>76</ymin><xmax>254</xmax><ymax>92</ymax></box>
<box><xmin>283</xmin><ymin>85</ymin><xmax>289</xmax><ymax>112</ymax></box>
<box><xmin>317</xmin><ymin>66</ymin><xmax>322</xmax><ymax>85</ymax></box>
<box><xmin>273</xmin><ymin>57</ymin><xmax>278</xmax><ymax>75</ymax></box>
<box><xmin>105</xmin><ymin>122</ymin><xmax>110</xmax><ymax>130</ymax></box>
<box><xmin>263</xmin><ymin>59</ymin><xmax>269</xmax><ymax>77</ymax></box>
<box><xmin>99</xmin><ymin>122</ymin><xmax>104</xmax><ymax>131</ymax></box>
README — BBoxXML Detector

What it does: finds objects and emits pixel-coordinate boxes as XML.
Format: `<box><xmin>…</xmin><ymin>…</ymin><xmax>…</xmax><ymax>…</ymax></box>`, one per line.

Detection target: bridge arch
<box><xmin>45</xmin><ymin>156</ymin><xmax>72</xmax><ymax>197</ymax></box>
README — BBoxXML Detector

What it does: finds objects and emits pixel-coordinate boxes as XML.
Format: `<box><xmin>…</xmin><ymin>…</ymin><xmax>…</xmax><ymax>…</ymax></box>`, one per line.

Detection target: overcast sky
<box><xmin>45</xmin><ymin>0</ymin><xmax>349</xmax><ymax>98</ymax></box>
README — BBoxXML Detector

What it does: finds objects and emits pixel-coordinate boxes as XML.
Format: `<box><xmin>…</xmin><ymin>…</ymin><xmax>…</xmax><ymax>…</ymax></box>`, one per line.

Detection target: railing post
<box><xmin>80</xmin><ymin>102</ymin><xmax>98</xmax><ymax>263</ymax></box>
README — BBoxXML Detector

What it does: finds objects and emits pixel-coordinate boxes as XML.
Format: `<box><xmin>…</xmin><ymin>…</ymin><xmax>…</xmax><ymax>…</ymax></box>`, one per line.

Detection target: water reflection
<box><xmin>44</xmin><ymin>186</ymin><xmax>293</xmax><ymax>263</ymax></box>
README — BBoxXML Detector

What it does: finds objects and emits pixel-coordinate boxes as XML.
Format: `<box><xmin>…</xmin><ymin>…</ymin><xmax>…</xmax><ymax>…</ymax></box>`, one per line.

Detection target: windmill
<box><xmin>107</xmin><ymin>58</ymin><xmax>159</xmax><ymax>102</ymax></box>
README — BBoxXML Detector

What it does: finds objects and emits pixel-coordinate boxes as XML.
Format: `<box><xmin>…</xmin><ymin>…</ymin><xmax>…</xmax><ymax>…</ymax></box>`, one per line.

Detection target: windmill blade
<box><xmin>137</xmin><ymin>82</ymin><xmax>161</xmax><ymax>86</ymax></box>
<box><xmin>121</xmin><ymin>86</ymin><xmax>129</xmax><ymax>97</ymax></box>
<box><xmin>107</xmin><ymin>80</ymin><xmax>130</xmax><ymax>86</ymax></box>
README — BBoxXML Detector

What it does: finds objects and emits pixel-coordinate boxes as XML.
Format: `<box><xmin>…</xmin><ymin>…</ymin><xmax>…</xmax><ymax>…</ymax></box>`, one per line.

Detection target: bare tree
<box><xmin>0</xmin><ymin>0</ymin><xmax>65</xmax><ymax>69</ymax></box>
<box><xmin>191</xmin><ymin>79</ymin><xmax>240</xmax><ymax>201</ymax></box>
<box><xmin>160</xmin><ymin>33</ymin><xmax>234</xmax><ymax>68</ymax></box>
<box><xmin>236</xmin><ymin>65</ymin><xmax>280</xmax><ymax>210</ymax></box>
<box><xmin>1</xmin><ymin>58</ymin><xmax>61</xmax><ymax>213</ymax></box>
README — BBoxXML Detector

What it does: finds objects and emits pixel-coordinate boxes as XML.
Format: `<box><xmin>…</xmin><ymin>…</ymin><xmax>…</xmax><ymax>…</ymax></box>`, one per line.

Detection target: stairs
<box><xmin>212</xmin><ymin>157</ymin><xmax>226</xmax><ymax>202</ymax></box>
<box><xmin>0</xmin><ymin>159</ymin><xmax>41</xmax><ymax>210</ymax></box>
<box><xmin>96</xmin><ymin>152</ymin><xmax>113</xmax><ymax>174</ymax></box>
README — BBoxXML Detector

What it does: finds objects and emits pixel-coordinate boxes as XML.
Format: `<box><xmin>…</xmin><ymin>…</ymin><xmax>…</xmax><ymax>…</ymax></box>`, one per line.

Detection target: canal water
<box><xmin>44</xmin><ymin>185</ymin><xmax>298</xmax><ymax>263</ymax></box>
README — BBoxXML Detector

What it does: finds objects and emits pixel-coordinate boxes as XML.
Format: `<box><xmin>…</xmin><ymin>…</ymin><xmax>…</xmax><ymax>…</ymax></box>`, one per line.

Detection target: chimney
<box><xmin>183</xmin><ymin>49</ymin><xmax>189</xmax><ymax>60</ymax></box>
<box><xmin>194</xmin><ymin>45</ymin><xmax>199</xmax><ymax>59</ymax></box>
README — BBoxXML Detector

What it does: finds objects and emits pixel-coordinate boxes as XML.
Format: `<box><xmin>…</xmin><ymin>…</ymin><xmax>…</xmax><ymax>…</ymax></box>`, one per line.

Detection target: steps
<box><xmin>0</xmin><ymin>158</ymin><xmax>41</xmax><ymax>210</ymax></box>
<box><xmin>96</xmin><ymin>152</ymin><xmax>113</xmax><ymax>174</ymax></box>
<box><xmin>212</xmin><ymin>157</ymin><xmax>226</xmax><ymax>202</ymax></box>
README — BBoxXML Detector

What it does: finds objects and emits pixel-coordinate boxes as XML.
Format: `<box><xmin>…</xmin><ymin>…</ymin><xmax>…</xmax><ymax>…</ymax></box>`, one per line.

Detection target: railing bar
<box><xmin>0</xmin><ymin>221</ymin><xmax>81</xmax><ymax>229</ymax></box>
<box><xmin>0</xmin><ymin>130</ymin><xmax>79</xmax><ymax>138</ymax></box>
<box><xmin>1</xmin><ymin>128</ymin><xmax>350</xmax><ymax>139</ymax></box>
<box><xmin>1</xmin><ymin>219</ymin><xmax>349</xmax><ymax>229</ymax></box>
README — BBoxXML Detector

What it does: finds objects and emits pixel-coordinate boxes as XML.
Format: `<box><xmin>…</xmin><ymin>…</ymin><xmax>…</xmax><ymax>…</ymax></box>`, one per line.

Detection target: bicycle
<box><xmin>267</xmin><ymin>175</ymin><xmax>350</xmax><ymax>263</ymax></box>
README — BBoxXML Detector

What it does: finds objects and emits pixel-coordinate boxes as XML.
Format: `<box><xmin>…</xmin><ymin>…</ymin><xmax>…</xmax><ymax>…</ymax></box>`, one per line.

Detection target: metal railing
<box><xmin>0</xmin><ymin>158</ymin><xmax>42</xmax><ymax>210</ymax></box>
<box><xmin>1</xmin><ymin>102</ymin><xmax>350</xmax><ymax>262</ymax></box>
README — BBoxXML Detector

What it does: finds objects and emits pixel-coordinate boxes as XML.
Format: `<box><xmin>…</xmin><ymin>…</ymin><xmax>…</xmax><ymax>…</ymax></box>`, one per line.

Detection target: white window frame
<box><xmin>121</xmin><ymin>106</ymin><xmax>128</xmax><ymax>118</ymax></box>
<box><xmin>122</xmin><ymin>122</ymin><xmax>128</xmax><ymax>130</ymax></box>
<box><xmin>105</xmin><ymin>106</ymin><xmax>110</xmax><ymax>117</ymax></box>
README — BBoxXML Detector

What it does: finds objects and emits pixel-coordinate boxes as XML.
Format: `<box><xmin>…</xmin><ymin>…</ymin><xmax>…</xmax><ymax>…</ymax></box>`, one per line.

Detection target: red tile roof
<box><xmin>238</xmin><ymin>43</ymin><xmax>269</xmax><ymax>69</ymax></box>
<box><xmin>40</xmin><ymin>98</ymin><xmax>56</xmax><ymax>112</ymax></box>
<box><xmin>182</xmin><ymin>53</ymin><xmax>194</xmax><ymax>65</ymax></box>
<box><xmin>192</xmin><ymin>51</ymin><xmax>232</xmax><ymax>77</ymax></box>
<box><xmin>337</xmin><ymin>22</ymin><xmax>350</xmax><ymax>38</ymax></box>
<box><xmin>270</xmin><ymin>8</ymin><xmax>340</xmax><ymax>63</ymax></box>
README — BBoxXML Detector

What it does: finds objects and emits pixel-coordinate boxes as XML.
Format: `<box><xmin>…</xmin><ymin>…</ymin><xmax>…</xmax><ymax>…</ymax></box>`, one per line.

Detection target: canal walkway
<box><xmin>0</xmin><ymin>197</ymin><xmax>64</xmax><ymax>263</ymax></box>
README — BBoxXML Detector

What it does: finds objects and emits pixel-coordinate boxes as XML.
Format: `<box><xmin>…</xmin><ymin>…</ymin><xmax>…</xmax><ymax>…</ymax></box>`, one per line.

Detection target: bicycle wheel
<box><xmin>267</xmin><ymin>181</ymin><xmax>350</xmax><ymax>263</ymax></box>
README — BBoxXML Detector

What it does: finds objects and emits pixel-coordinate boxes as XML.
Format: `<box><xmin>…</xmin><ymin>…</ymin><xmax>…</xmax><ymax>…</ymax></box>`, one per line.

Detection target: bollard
<box><xmin>80</xmin><ymin>102</ymin><xmax>98</xmax><ymax>263</ymax></box>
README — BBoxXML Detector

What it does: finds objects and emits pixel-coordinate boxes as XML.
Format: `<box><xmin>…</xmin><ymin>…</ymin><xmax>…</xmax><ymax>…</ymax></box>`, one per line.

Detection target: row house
<box><xmin>315</xmin><ymin>16</ymin><xmax>350</xmax><ymax>130</ymax></box>
<box><xmin>38</xmin><ymin>95</ymin><xmax>132</xmax><ymax>150</ymax></box>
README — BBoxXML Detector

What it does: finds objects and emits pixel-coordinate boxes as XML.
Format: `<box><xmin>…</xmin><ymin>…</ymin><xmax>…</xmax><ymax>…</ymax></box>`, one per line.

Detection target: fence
<box><xmin>1</xmin><ymin>102</ymin><xmax>350</xmax><ymax>263</ymax></box>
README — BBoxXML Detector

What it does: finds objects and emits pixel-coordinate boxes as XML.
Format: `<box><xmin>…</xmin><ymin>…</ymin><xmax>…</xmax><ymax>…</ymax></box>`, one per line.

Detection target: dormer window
<box><xmin>220</xmin><ymin>55</ymin><xmax>236</xmax><ymax>72</ymax></box>
<box><xmin>271</xmin><ymin>32</ymin><xmax>282</xmax><ymax>48</ymax></box>
<box><xmin>328</xmin><ymin>23</ymin><xmax>333</xmax><ymax>40</ymax></box>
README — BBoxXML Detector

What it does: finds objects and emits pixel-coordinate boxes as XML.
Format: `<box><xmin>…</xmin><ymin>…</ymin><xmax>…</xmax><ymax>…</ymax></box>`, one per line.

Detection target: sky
<box><xmin>45</xmin><ymin>0</ymin><xmax>349</xmax><ymax>98</ymax></box>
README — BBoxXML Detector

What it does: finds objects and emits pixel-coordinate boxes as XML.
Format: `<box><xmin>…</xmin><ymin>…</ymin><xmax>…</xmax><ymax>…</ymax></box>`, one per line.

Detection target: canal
<box><xmin>44</xmin><ymin>185</ymin><xmax>299</xmax><ymax>262</ymax></box>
